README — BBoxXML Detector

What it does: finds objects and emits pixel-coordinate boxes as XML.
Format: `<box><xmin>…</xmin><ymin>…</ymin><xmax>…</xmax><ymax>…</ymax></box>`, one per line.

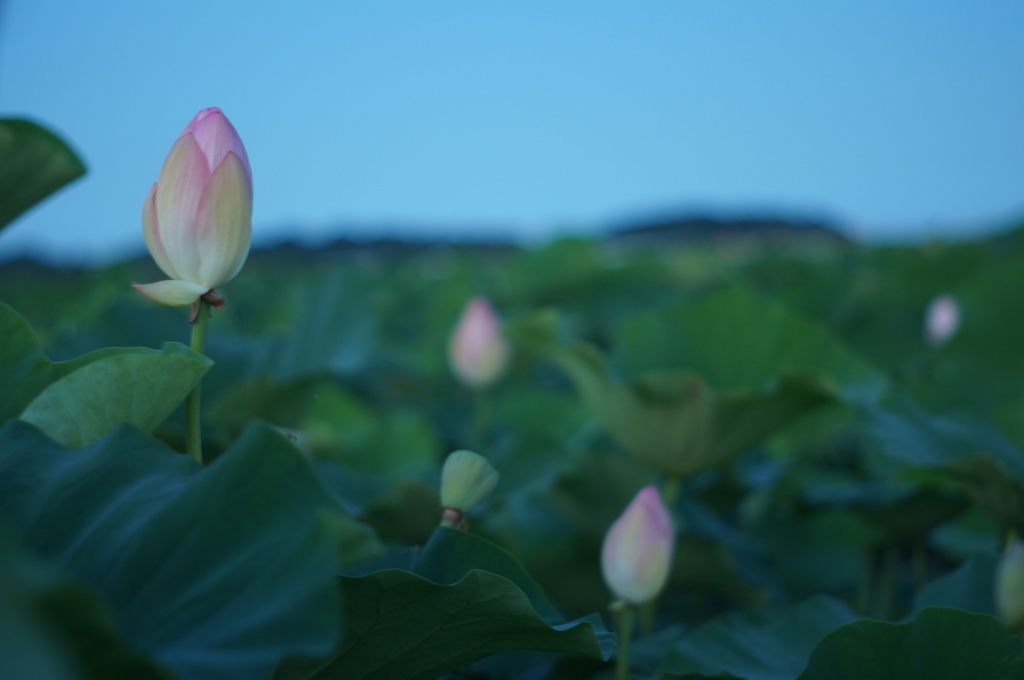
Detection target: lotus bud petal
<box><xmin>996</xmin><ymin>540</ymin><xmax>1024</xmax><ymax>630</ymax></box>
<box><xmin>131</xmin><ymin>280</ymin><xmax>213</xmax><ymax>307</ymax></box>
<box><xmin>601</xmin><ymin>485</ymin><xmax>675</xmax><ymax>605</ymax></box>
<box><xmin>440</xmin><ymin>450</ymin><xmax>499</xmax><ymax>528</ymax></box>
<box><xmin>134</xmin><ymin>107</ymin><xmax>252</xmax><ymax>307</ymax></box>
<box><xmin>925</xmin><ymin>294</ymin><xmax>960</xmax><ymax>346</ymax></box>
<box><xmin>449</xmin><ymin>296</ymin><xmax>509</xmax><ymax>388</ymax></box>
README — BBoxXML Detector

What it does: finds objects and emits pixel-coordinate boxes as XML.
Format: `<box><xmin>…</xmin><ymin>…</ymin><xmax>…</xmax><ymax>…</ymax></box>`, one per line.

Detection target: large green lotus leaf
<box><xmin>867</xmin><ymin>399</ymin><xmax>1024</xmax><ymax>478</ymax></box>
<box><xmin>19</xmin><ymin>342</ymin><xmax>212</xmax><ymax>448</ymax></box>
<box><xmin>281</xmin><ymin>570</ymin><xmax>612</xmax><ymax>680</ymax></box>
<box><xmin>867</xmin><ymin>399</ymin><xmax>1024</xmax><ymax>530</ymax></box>
<box><xmin>930</xmin><ymin>508</ymin><xmax>1002</xmax><ymax>559</ymax></box>
<box><xmin>0</xmin><ymin>300</ymin><xmax>207</xmax><ymax>442</ymax></box>
<box><xmin>279</xmin><ymin>528</ymin><xmax>614</xmax><ymax>680</ymax></box>
<box><xmin>613</xmin><ymin>285</ymin><xmax>887</xmax><ymax>405</ymax></box>
<box><xmin>912</xmin><ymin>553</ymin><xmax>999</xmax><ymax>617</ymax></box>
<box><xmin>353</xmin><ymin>528</ymin><xmax>565</xmax><ymax>619</ymax></box>
<box><xmin>0</xmin><ymin>300</ymin><xmax>125</xmax><ymax>423</ymax></box>
<box><xmin>655</xmin><ymin>595</ymin><xmax>860</xmax><ymax>680</ymax></box>
<box><xmin>797</xmin><ymin>607</ymin><xmax>1024</xmax><ymax>679</ymax></box>
<box><xmin>0</xmin><ymin>420</ymin><xmax>349</xmax><ymax>680</ymax></box>
<box><xmin>0</xmin><ymin>526</ymin><xmax>174</xmax><ymax>680</ymax></box>
<box><xmin>547</xmin><ymin>341</ymin><xmax>836</xmax><ymax>477</ymax></box>
<box><xmin>0</xmin><ymin>119</ymin><xmax>85</xmax><ymax>232</ymax></box>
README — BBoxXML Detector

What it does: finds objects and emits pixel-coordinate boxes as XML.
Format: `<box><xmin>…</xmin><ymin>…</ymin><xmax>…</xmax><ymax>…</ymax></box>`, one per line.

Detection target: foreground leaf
<box><xmin>0</xmin><ymin>300</ymin><xmax>95</xmax><ymax>423</ymax></box>
<box><xmin>0</xmin><ymin>301</ymin><xmax>208</xmax><ymax>443</ymax></box>
<box><xmin>0</xmin><ymin>118</ymin><xmax>86</xmax><ymax>232</ymax></box>
<box><xmin>0</xmin><ymin>420</ymin><xmax>347</xmax><ymax>680</ymax></box>
<box><xmin>20</xmin><ymin>343</ymin><xmax>212</xmax><ymax>448</ymax></box>
<box><xmin>280</xmin><ymin>528</ymin><xmax>614</xmax><ymax>680</ymax></box>
<box><xmin>912</xmin><ymin>553</ymin><xmax>999</xmax><ymax>617</ymax></box>
<box><xmin>0</xmin><ymin>527</ymin><xmax>174</xmax><ymax>680</ymax></box>
<box><xmin>301</xmin><ymin>570</ymin><xmax>610</xmax><ymax>680</ymax></box>
<box><xmin>798</xmin><ymin>607</ymin><xmax>1024</xmax><ymax>679</ymax></box>
<box><xmin>656</xmin><ymin>595</ymin><xmax>860</xmax><ymax>680</ymax></box>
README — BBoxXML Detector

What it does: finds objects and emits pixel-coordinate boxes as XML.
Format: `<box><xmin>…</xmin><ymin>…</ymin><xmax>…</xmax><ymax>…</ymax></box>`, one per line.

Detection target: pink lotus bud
<box><xmin>996</xmin><ymin>540</ymin><xmax>1024</xmax><ymax>630</ymax></box>
<box><xmin>601</xmin><ymin>485</ymin><xmax>674</xmax><ymax>605</ymax></box>
<box><xmin>448</xmin><ymin>296</ymin><xmax>510</xmax><ymax>388</ymax></box>
<box><xmin>925</xmin><ymin>294</ymin><xmax>960</xmax><ymax>346</ymax></box>
<box><xmin>133</xmin><ymin>108</ymin><xmax>253</xmax><ymax>307</ymax></box>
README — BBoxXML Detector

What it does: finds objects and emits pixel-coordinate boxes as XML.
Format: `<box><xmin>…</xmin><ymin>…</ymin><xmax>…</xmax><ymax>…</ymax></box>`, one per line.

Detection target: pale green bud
<box><xmin>440</xmin><ymin>450</ymin><xmax>499</xmax><ymax>521</ymax></box>
<box><xmin>996</xmin><ymin>540</ymin><xmax>1024</xmax><ymax>630</ymax></box>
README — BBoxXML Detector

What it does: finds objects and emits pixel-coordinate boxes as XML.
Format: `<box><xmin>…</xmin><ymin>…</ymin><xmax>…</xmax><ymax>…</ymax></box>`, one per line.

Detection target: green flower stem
<box><xmin>638</xmin><ymin>476</ymin><xmax>682</xmax><ymax>635</ymax></box>
<box><xmin>912</xmin><ymin>538</ymin><xmax>928</xmax><ymax>590</ymax></box>
<box><xmin>471</xmin><ymin>387</ymin><xmax>493</xmax><ymax>452</ymax></box>
<box><xmin>637</xmin><ymin>599</ymin><xmax>656</xmax><ymax>637</ymax></box>
<box><xmin>661</xmin><ymin>475</ymin><xmax>682</xmax><ymax>507</ymax></box>
<box><xmin>615</xmin><ymin>604</ymin><xmax>635</xmax><ymax>680</ymax></box>
<box><xmin>185</xmin><ymin>299</ymin><xmax>211</xmax><ymax>464</ymax></box>
<box><xmin>858</xmin><ymin>545</ymin><xmax>898</xmax><ymax>619</ymax></box>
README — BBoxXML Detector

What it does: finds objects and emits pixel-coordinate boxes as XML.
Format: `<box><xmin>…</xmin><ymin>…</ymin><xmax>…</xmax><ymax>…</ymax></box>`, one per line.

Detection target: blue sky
<box><xmin>2</xmin><ymin>2</ymin><xmax>1023</xmax><ymax>263</ymax></box>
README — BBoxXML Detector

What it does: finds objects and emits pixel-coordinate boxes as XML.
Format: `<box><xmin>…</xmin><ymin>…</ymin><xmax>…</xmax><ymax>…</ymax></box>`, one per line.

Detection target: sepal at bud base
<box><xmin>132</xmin><ymin>280</ymin><xmax>211</xmax><ymax>307</ymax></box>
<box><xmin>601</xmin><ymin>485</ymin><xmax>675</xmax><ymax>605</ymax></box>
<box><xmin>440</xmin><ymin>450</ymin><xmax>499</xmax><ymax>528</ymax></box>
<box><xmin>996</xmin><ymin>540</ymin><xmax>1024</xmax><ymax>630</ymax></box>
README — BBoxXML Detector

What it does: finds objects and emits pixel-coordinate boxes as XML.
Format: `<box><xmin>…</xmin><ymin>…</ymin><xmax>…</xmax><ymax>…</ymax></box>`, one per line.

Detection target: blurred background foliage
<box><xmin>5</xmin><ymin>116</ymin><xmax>1024</xmax><ymax>676</ymax></box>
<box><xmin>6</xmin><ymin>220</ymin><xmax>1024</xmax><ymax>619</ymax></box>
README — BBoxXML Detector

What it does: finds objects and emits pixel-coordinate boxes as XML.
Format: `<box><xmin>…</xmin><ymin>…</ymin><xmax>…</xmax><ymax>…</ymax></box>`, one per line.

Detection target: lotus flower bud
<box><xmin>601</xmin><ymin>485</ymin><xmax>674</xmax><ymax>605</ymax></box>
<box><xmin>996</xmin><ymin>540</ymin><xmax>1024</xmax><ymax>630</ymax></box>
<box><xmin>133</xmin><ymin>107</ymin><xmax>252</xmax><ymax>307</ymax></box>
<box><xmin>440</xmin><ymin>450</ymin><xmax>499</xmax><ymax>529</ymax></box>
<box><xmin>449</xmin><ymin>296</ymin><xmax>510</xmax><ymax>389</ymax></box>
<box><xmin>924</xmin><ymin>294</ymin><xmax>960</xmax><ymax>347</ymax></box>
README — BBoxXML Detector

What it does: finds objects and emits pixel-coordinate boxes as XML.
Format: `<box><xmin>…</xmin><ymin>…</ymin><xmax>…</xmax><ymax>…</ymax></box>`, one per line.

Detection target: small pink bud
<box><xmin>601</xmin><ymin>485</ymin><xmax>675</xmax><ymax>605</ymax></box>
<box><xmin>448</xmin><ymin>296</ymin><xmax>510</xmax><ymax>388</ymax></box>
<box><xmin>133</xmin><ymin>107</ymin><xmax>253</xmax><ymax>307</ymax></box>
<box><xmin>924</xmin><ymin>295</ymin><xmax>960</xmax><ymax>346</ymax></box>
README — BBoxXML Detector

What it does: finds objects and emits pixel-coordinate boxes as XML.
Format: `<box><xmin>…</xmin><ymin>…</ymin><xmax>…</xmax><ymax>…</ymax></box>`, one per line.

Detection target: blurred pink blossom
<box><xmin>448</xmin><ymin>296</ymin><xmax>509</xmax><ymax>388</ymax></box>
<box><xmin>601</xmin><ymin>485</ymin><xmax>675</xmax><ymax>605</ymax></box>
<box><xmin>924</xmin><ymin>294</ymin><xmax>960</xmax><ymax>346</ymax></box>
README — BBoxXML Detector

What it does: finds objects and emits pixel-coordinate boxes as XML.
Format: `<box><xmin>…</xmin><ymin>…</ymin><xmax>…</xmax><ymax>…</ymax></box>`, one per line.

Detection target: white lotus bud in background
<box><xmin>601</xmin><ymin>485</ymin><xmax>675</xmax><ymax>605</ymax></box>
<box><xmin>449</xmin><ymin>296</ymin><xmax>510</xmax><ymax>388</ymax></box>
<box><xmin>996</xmin><ymin>539</ymin><xmax>1024</xmax><ymax>630</ymax></box>
<box><xmin>924</xmin><ymin>294</ymin><xmax>960</xmax><ymax>347</ymax></box>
